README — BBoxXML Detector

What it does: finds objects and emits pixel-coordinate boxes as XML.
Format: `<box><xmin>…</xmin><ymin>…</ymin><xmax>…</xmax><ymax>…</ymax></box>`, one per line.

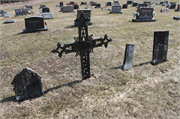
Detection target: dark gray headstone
<box><xmin>175</xmin><ymin>4</ymin><xmax>180</xmax><ymax>11</ymax></box>
<box><xmin>132</xmin><ymin>8</ymin><xmax>156</xmax><ymax>22</ymax></box>
<box><xmin>110</xmin><ymin>5</ymin><xmax>122</xmax><ymax>14</ymax></box>
<box><xmin>123</xmin><ymin>44</ymin><xmax>135</xmax><ymax>70</ymax></box>
<box><xmin>173</xmin><ymin>16</ymin><xmax>180</xmax><ymax>20</ymax></box>
<box><xmin>106</xmin><ymin>2</ymin><xmax>112</xmax><ymax>6</ymax></box>
<box><xmin>89</xmin><ymin>1</ymin><xmax>96</xmax><ymax>6</ymax></box>
<box><xmin>152</xmin><ymin>31</ymin><xmax>169</xmax><ymax>65</ymax></box>
<box><xmin>4</xmin><ymin>20</ymin><xmax>16</xmax><ymax>24</ymax></box>
<box><xmin>74</xmin><ymin>9</ymin><xmax>92</xmax><ymax>26</ymax></box>
<box><xmin>127</xmin><ymin>0</ymin><xmax>133</xmax><ymax>4</ymax></box>
<box><xmin>11</xmin><ymin>68</ymin><xmax>43</xmax><ymax>101</ymax></box>
<box><xmin>161</xmin><ymin>8</ymin><xmax>169</xmax><ymax>12</ymax></box>
<box><xmin>0</xmin><ymin>10</ymin><xmax>5</xmax><ymax>16</ymax></box>
<box><xmin>95</xmin><ymin>3</ymin><xmax>101</xmax><ymax>8</ymax></box>
<box><xmin>42</xmin><ymin>7</ymin><xmax>50</xmax><ymax>13</ymax></box>
<box><xmin>39</xmin><ymin>5</ymin><xmax>46</xmax><ymax>9</ymax></box>
<box><xmin>60</xmin><ymin>2</ymin><xmax>63</xmax><ymax>7</ymax></box>
<box><xmin>169</xmin><ymin>4</ymin><xmax>176</xmax><ymax>9</ymax></box>
<box><xmin>160</xmin><ymin>2</ymin><xmax>163</xmax><ymax>4</ymax></box>
<box><xmin>123</xmin><ymin>4</ymin><xmax>128</xmax><ymax>8</ymax></box>
<box><xmin>23</xmin><ymin>16</ymin><xmax>48</xmax><ymax>33</ymax></box>
<box><xmin>70</xmin><ymin>2</ymin><xmax>74</xmax><ymax>5</ymax></box>
<box><xmin>39</xmin><ymin>13</ymin><xmax>54</xmax><ymax>19</ymax></box>
<box><xmin>15</xmin><ymin>9</ymin><xmax>22</xmax><ymax>16</ymax></box>
<box><xmin>132</xmin><ymin>2</ymin><xmax>139</xmax><ymax>7</ymax></box>
<box><xmin>74</xmin><ymin>4</ymin><xmax>79</xmax><ymax>9</ymax></box>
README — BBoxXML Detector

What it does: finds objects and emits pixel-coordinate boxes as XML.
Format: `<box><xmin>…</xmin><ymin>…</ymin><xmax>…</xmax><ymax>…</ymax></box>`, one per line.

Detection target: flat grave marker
<box><xmin>102</xmin><ymin>6</ymin><xmax>109</xmax><ymax>10</ymax></box>
<box><xmin>4</xmin><ymin>20</ymin><xmax>16</xmax><ymax>24</ymax></box>
<box><xmin>39</xmin><ymin>13</ymin><xmax>54</xmax><ymax>19</ymax></box>
<box><xmin>152</xmin><ymin>31</ymin><xmax>169</xmax><ymax>65</ymax></box>
<box><xmin>173</xmin><ymin>16</ymin><xmax>180</xmax><ymax>20</ymax></box>
<box><xmin>3</xmin><ymin>12</ymin><xmax>9</xmax><ymax>18</ymax></box>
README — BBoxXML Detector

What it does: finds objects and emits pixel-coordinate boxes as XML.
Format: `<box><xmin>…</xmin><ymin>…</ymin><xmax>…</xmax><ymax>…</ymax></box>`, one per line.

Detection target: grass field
<box><xmin>0</xmin><ymin>0</ymin><xmax>180</xmax><ymax>118</ymax></box>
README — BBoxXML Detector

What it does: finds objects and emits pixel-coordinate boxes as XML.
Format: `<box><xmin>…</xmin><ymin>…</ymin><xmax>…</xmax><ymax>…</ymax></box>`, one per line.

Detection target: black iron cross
<box><xmin>51</xmin><ymin>12</ymin><xmax>112</xmax><ymax>80</ymax></box>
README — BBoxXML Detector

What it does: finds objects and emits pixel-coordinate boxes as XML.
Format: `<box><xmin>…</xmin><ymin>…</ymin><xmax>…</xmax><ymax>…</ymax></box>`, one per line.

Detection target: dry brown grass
<box><xmin>0</xmin><ymin>0</ymin><xmax>180</xmax><ymax>118</ymax></box>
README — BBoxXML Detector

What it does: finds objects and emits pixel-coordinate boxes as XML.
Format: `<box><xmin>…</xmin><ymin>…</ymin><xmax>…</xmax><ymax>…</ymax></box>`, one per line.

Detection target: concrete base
<box><xmin>23</xmin><ymin>27</ymin><xmax>48</xmax><ymax>33</ymax></box>
<box><xmin>132</xmin><ymin>18</ymin><xmax>156</xmax><ymax>22</ymax></box>
<box><xmin>173</xmin><ymin>16</ymin><xmax>180</xmax><ymax>20</ymax></box>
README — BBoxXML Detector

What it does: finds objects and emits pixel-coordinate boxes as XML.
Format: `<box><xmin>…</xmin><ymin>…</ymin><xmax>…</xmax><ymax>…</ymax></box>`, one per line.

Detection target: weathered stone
<box><xmin>152</xmin><ymin>31</ymin><xmax>169</xmax><ymax>65</ymax></box>
<box><xmin>161</xmin><ymin>8</ymin><xmax>169</xmax><ymax>12</ymax></box>
<box><xmin>123</xmin><ymin>44</ymin><xmax>135</xmax><ymax>70</ymax></box>
<box><xmin>11</xmin><ymin>68</ymin><xmax>43</xmax><ymax>101</ymax></box>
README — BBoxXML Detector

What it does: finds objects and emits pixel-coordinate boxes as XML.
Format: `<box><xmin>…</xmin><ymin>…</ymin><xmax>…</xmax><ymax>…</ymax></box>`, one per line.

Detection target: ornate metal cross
<box><xmin>51</xmin><ymin>12</ymin><xmax>112</xmax><ymax>80</ymax></box>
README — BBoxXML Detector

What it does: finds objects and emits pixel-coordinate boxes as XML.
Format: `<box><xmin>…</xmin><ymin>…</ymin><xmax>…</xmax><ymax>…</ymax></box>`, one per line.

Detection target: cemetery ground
<box><xmin>0</xmin><ymin>0</ymin><xmax>180</xmax><ymax>118</ymax></box>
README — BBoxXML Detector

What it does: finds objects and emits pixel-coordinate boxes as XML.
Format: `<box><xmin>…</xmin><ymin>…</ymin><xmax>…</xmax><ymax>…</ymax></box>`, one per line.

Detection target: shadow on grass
<box><xmin>0</xmin><ymin>79</ymin><xmax>84</xmax><ymax>103</ymax></box>
<box><xmin>65</xmin><ymin>25</ymin><xmax>76</xmax><ymax>28</ymax></box>
<box><xmin>110</xmin><ymin>61</ymin><xmax>151</xmax><ymax>70</ymax></box>
<box><xmin>14</xmin><ymin>31</ymin><xmax>42</xmax><ymax>35</ymax></box>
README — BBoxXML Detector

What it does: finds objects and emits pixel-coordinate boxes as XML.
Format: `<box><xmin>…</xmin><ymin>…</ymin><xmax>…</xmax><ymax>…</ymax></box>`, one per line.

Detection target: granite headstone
<box><xmin>23</xmin><ymin>16</ymin><xmax>48</xmax><ymax>33</ymax></box>
<box><xmin>152</xmin><ymin>31</ymin><xmax>169</xmax><ymax>65</ymax></box>
<box><xmin>161</xmin><ymin>8</ymin><xmax>169</xmax><ymax>12</ymax></box>
<box><xmin>110</xmin><ymin>5</ymin><xmax>122</xmax><ymax>14</ymax></box>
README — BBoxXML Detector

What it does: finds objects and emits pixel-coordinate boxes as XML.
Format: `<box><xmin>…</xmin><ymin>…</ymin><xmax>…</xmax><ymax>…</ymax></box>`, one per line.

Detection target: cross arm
<box><xmin>51</xmin><ymin>42</ymin><xmax>79</xmax><ymax>58</ymax></box>
<box><xmin>90</xmin><ymin>34</ymin><xmax>112</xmax><ymax>49</ymax></box>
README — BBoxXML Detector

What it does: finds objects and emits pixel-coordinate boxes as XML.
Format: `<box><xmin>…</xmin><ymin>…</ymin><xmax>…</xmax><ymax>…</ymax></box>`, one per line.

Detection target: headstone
<box><xmin>106</xmin><ymin>2</ymin><xmax>112</xmax><ymax>6</ymax></box>
<box><xmin>132</xmin><ymin>8</ymin><xmax>156</xmax><ymax>22</ymax></box>
<box><xmin>23</xmin><ymin>16</ymin><xmax>48</xmax><ymax>33</ymax></box>
<box><xmin>39</xmin><ymin>13</ymin><xmax>54</xmax><ymax>19</ymax></box>
<box><xmin>127</xmin><ymin>0</ymin><xmax>133</xmax><ymax>4</ymax></box>
<box><xmin>4</xmin><ymin>20</ymin><xmax>16</xmax><ymax>24</ymax></box>
<box><xmin>89</xmin><ymin>1</ymin><xmax>96</xmax><ymax>6</ymax></box>
<box><xmin>169</xmin><ymin>4</ymin><xmax>176</xmax><ymax>9</ymax></box>
<box><xmin>70</xmin><ymin>2</ymin><xmax>74</xmax><ymax>5</ymax></box>
<box><xmin>39</xmin><ymin>5</ymin><xmax>46</xmax><ymax>9</ymax></box>
<box><xmin>123</xmin><ymin>4</ymin><xmax>128</xmax><ymax>8</ymax></box>
<box><xmin>110</xmin><ymin>5</ymin><xmax>122</xmax><ymax>14</ymax></box>
<box><xmin>122</xmin><ymin>44</ymin><xmax>135</xmax><ymax>70</ymax></box>
<box><xmin>156</xmin><ymin>2</ymin><xmax>160</xmax><ymax>5</ymax></box>
<box><xmin>11</xmin><ymin>68</ymin><xmax>43</xmax><ymax>101</ymax></box>
<box><xmin>22</xmin><ymin>8</ymin><xmax>31</xmax><ymax>14</ymax></box>
<box><xmin>175</xmin><ymin>4</ymin><xmax>180</xmax><ymax>11</ymax></box>
<box><xmin>42</xmin><ymin>7</ymin><xmax>50</xmax><ymax>13</ymax></box>
<box><xmin>132</xmin><ymin>2</ymin><xmax>139</xmax><ymax>7</ymax></box>
<box><xmin>61</xmin><ymin>5</ymin><xmax>74</xmax><ymax>13</ymax></box>
<box><xmin>102</xmin><ymin>6</ymin><xmax>109</xmax><ymax>10</ymax></box>
<box><xmin>0</xmin><ymin>10</ymin><xmax>5</xmax><ymax>16</ymax></box>
<box><xmin>95</xmin><ymin>3</ymin><xmax>101</xmax><ymax>8</ymax></box>
<box><xmin>3</xmin><ymin>12</ymin><xmax>9</xmax><ymax>18</ymax></box>
<box><xmin>114</xmin><ymin>3</ymin><xmax>120</xmax><ymax>6</ymax></box>
<box><xmin>60</xmin><ymin>2</ymin><xmax>63</xmax><ymax>7</ymax></box>
<box><xmin>74</xmin><ymin>9</ymin><xmax>92</xmax><ymax>26</ymax></box>
<box><xmin>160</xmin><ymin>2</ymin><xmax>163</xmax><ymax>4</ymax></box>
<box><xmin>137</xmin><ymin>3</ymin><xmax>148</xmax><ymax>10</ymax></box>
<box><xmin>15</xmin><ymin>8</ymin><xmax>22</xmax><ymax>16</ymax></box>
<box><xmin>56</xmin><ymin>5</ymin><xmax>60</xmax><ymax>7</ymax></box>
<box><xmin>74</xmin><ymin>4</ymin><xmax>79</xmax><ymax>9</ymax></box>
<box><xmin>152</xmin><ymin>31</ymin><xmax>169</xmax><ymax>65</ymax></box>
<box><xmin>173</xmin><ymin>16</ymin><xmax>180</xmax><ymax>20</ymax></box>
<box><xmin>166</xmin><ymin>3</ymin><xmax>171</xmax><ymax>8</ymax></box>
<box><xmin>144</xmin><ymin>1</ymin><xmax>151</xmax><ymax>7</ymax></box>
<box><xmin>161</xmin><ymin>8</ymin><xmax>169</xmax><ymax>12</ymax></box>
<box><xmin>25</xmin><ymin>5</ymin><xmax>33</xmax><ymax>9</ymax></box>
<box><xmin>86</xmin><ymin>6</ymin><xmax>92</xmax><ymax>10</ymax></box>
